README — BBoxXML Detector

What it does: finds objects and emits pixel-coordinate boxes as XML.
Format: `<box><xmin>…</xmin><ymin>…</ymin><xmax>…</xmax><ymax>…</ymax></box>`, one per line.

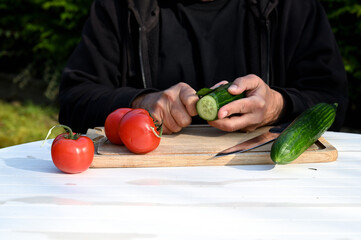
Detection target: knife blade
<box><xmin>215</xmin><ymin>123</ymin><xmax>289</xmax><ymax>157</ymax></box>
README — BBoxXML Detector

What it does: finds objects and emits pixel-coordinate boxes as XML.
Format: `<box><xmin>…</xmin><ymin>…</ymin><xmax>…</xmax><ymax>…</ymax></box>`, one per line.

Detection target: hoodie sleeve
<box><xmin>58</xmin><ymin>0</ymin><xmax>155</xmax><ymax>133</ymax></box>
<box><xmin>272</xmin><ymin>0</ymin><xmax>348</xmax><ymax>131</ymax></box>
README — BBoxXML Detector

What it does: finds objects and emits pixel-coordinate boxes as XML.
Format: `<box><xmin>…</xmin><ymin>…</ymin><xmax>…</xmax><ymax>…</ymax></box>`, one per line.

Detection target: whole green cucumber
<box><xmin>271</xmin><ymin>103</ymin><xmax>337</xmax><ymax>164</ymax></box>
<box><xmin>196</xmin><ymin>83</ymin><xmax>245</xmax><ymax>121</ymax></box>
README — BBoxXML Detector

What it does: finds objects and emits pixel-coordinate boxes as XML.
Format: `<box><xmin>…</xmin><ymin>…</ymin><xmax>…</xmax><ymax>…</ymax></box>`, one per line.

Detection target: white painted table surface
<box><xmin>1</xmin><ymin>131</ymin><xmax>361</xmax><ymax>240</ymax></box>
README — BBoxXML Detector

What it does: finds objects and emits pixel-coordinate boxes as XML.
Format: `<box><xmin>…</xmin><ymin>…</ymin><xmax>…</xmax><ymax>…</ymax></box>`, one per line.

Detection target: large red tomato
<box><xmin>119</xmin><ymin>109</ymin><xmax>162</xmax><ymax>154</ymax></box>
<box><xmin>104</xmin><ymin>108</ymin><xmax>132</xmax><ymax>144</ymax></box>
<box><xmin>50</xmin><ymin>126</ymin><xmax>94</xmax><ymax>174</ymax></box>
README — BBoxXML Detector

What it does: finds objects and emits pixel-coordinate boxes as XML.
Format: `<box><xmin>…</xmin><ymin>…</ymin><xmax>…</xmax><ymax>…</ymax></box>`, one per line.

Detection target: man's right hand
<box><xmin>131</xmin><ymin>82</ymin><xmax>199</xmax><ymax>134</ymax></box>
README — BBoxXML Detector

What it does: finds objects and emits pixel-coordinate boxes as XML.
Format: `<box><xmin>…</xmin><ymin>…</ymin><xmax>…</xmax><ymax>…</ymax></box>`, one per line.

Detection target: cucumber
<box><xmin>196</xmin><ymin>83</ymin><xmax>244</xmax><ymax>121</ymax></box>
<box><xmin>271</xmin><ymin>103</ymin><xmax>337</xmax><ymax>164</ymax></box>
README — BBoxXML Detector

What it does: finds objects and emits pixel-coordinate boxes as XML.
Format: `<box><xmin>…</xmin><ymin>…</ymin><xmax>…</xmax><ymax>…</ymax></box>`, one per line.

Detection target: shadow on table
<box><xmin>229</xmin><ymin>164</ymin><xmax>275</xmax><ymax>171</ymax></box>
<box><xmin>4</xmin><ymin>157</ymin><xmax>61</xmax><ymax>174</ymax></box>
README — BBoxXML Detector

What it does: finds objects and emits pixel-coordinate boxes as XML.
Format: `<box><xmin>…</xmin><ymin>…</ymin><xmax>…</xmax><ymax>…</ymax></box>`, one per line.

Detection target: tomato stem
<box><xmin>150</xmin><ymin>126</ymin><xmax>162</xmax><ymax>138</ymax></box>
<box><xmin>41</xmin><ymin>124</ymin><xmax>79</xmax><ymax>146</ymax></box>
<box><xmin>146</xmin><ymin>109</ymin><xmax>163</xmax><ymax>138</ymax></box>
<box><xmin>58</xmin><ymin>125</ymin><xmax>75</xmax><ymax>139</ymax></box>
<box><xmin>156</xmin><ymin>121</ymin><xmax>163</xmax><ymax>137</ymax></box>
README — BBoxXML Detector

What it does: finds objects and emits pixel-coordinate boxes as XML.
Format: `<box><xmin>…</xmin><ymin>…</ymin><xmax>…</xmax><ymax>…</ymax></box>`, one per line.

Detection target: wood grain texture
<box><xmin>87</xmin><ymin>125</ymin><xmax>338</xmax><ymax>168</ymax></box>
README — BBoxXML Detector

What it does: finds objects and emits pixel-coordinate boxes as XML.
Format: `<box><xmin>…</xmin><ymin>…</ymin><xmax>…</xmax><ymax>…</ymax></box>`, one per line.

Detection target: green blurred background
<box><xmin>0</xmin><ymin>0</ymin><xmax>360</xmax><ymax>148</ymax></box>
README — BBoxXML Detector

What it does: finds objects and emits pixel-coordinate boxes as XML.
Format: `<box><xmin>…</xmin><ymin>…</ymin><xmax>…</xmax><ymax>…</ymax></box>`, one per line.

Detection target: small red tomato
<box><xmin>50</xmin><ymin>125</ymin><xmax>94</xmax><ymax>174</ymax></box>
<box><xmin>104</xmin><ymin>108</ymin><xmax>132</xmax><ymax>144</ymax></box>
<box><xmin>119</xmin><ymin>109</ymin><xmax>162</xmax><ymax>154</ymax></box>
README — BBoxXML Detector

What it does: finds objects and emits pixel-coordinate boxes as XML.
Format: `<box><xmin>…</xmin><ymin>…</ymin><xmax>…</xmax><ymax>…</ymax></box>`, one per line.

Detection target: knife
<box><xmin>215</xmin><ymin>122</ymin><xmax>289</xmax><ymax>157</ymax></box>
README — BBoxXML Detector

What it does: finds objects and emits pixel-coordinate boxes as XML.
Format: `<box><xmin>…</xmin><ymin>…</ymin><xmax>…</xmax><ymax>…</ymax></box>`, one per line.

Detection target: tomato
<box><xmin>49</xmin><ymin>125</ymin><xmax>94</xmax><ymax>174</ymax></box>
<box><xmin>104</xmin><ymin>108</ymin><xmax>132</xmax><ymax>144</ymax></box>
<box><xmin>119</xmin><ymin>109</ymin><xmax>162</xmax><ymax>154</ymax></box>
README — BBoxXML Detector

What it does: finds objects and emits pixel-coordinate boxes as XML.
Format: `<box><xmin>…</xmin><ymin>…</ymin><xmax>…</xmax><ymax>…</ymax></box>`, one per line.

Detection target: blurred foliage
<box><xmin>0</xmin><ymin>100</ymin><xmax>64</xmax><ymax>148</ymax></box>
<box><xmin>320</xmin><ymin>0</ymin><xmax>361</xmax><ymax>107</ymax></box>
<box><xmin>0</xmin><ymin>0</ymin><xmax>93</xmax><ymax>100</ymax></box>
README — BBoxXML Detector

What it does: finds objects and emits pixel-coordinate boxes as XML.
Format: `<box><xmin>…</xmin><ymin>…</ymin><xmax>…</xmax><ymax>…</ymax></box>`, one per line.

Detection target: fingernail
<box><xmin>228</xmin><ymin>85</ymin><xmax>237</xmax><ymax>92</ymax></box>
<box><xmin>211</xmin><ymin>84</ymin><xmax>221</xmax><ymax>89</ymax></box>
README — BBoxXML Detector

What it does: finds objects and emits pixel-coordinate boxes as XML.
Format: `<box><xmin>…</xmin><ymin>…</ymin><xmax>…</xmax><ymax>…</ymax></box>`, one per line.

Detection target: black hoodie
<box><xmin>59</xmin><ymin>0</ymin><xmax>348</xmax><ymax>133</ymax></box>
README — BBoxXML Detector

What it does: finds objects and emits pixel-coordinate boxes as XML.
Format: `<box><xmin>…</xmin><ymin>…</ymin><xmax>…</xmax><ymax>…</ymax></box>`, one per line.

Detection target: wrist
<box><xmin>269</xmin><ymin>90</ymin><xmax>285</xmax><ymax>124</ymax></box>
<box><xmin>131</xmin><ymin>94</ymin><xmax>146</xmax><ymax>108</ymax></box>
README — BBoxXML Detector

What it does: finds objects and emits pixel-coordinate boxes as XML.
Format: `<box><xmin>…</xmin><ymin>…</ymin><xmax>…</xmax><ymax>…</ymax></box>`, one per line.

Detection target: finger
<box><xmin>180</xmin><ymin>87</ymin><xmax>199</xmax><ymax>117</ymax></box>
<box><xmin>208</xmin><ymin>115</ymin><xmax>248</xmax><ymax>132</ymax></box>
<box><xmin>170</xmin><ymin>88</ymin><xmax>193</xmax><ymax>128</ymax></box>
<box><xmin>163</xmin><ymin>109</ymin><xmax>182</xmax><ymax>133</ymax></box>
<box><xmin>228</xmin><ymin>74</ymin><xmax>263</xmax><ymax>95</ymax></box>
<box><xmin>217</xmin><ymin>95</ymin><xmax>265</xmax><ymax>119</ymax></box>
<box><xmin>208</xmin><ymin>114</ymin><xmax>259</xmax><ymax>132</ymax></box>
<box><xmin>170</xmin><ymin>104</ymin><xmax>192</xmax><ymax>128</ymax></box>
<box><xmin>210</xmin><ymin>80</ymin><xmax>229</xmax><ymax>89</ymax></box>
<box><xmin>149</xmin><ymin>100</ymin><xmax>181</xmax><ymax>134</ymax></box>
<box><xmin>154</xmin><ymin>111</ymin><xmax>181</xmax><ymax>134</ymax></box>
<box><xmin>162</xmin><ymin>125</ymin><xmax>172</xmax><ymax>135</ymax></box>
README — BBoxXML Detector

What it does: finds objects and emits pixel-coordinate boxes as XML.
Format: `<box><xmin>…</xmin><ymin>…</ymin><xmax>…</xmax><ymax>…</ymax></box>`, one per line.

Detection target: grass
<box><xmin>0</xmin><ymin>100</ymin><xmax>65</xmax><ymax>148</ymax></box>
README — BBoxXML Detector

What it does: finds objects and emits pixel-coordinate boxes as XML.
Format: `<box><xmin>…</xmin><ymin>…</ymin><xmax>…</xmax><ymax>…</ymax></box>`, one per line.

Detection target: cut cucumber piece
<box><xmin>197</xmin><ymin>95</ymin><xmax>218</xmax><ymax>121</ymax></box>
<box><xmin>196</xmin><ymin>83</ymin><xmax>244</xmax><ymax>121</ymax></box>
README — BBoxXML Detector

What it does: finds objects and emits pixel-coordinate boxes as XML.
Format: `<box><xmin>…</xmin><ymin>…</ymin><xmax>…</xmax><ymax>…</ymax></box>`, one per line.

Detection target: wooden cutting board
<box><xmin>87</xmin><ymin>125</ymin><xmax>337</xmax><ymax>168</ymax></box>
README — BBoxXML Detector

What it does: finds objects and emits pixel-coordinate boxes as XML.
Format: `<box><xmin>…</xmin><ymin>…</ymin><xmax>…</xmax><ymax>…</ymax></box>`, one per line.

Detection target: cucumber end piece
<box><xmin>196</xmin><ymin>95</ymin><xmax>218</xmax><ymax>121</ymax></box>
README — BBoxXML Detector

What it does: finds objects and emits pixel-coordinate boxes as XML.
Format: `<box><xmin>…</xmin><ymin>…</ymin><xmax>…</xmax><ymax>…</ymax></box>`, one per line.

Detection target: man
<box><xmin>59</xmin><ymin>0</ymin><xmax>348</xmax><ymax>134</ymax></box>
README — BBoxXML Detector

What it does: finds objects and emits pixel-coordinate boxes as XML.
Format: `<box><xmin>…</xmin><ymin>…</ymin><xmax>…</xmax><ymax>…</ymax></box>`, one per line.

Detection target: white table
<box><xmin>1</xmin><ymin>131</ymin><xmax>361</xmax><ymax>240</ymax></box>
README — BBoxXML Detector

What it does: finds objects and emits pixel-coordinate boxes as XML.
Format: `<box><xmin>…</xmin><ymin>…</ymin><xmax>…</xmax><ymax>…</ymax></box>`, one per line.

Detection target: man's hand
<box><xmin>208</xmin><ymin>74</ymin><xmax>285</xmax><ymax>132</ymax></box>
<box><xmin>131</xmin><ymin>82</ymin><xmax>199</xmax><ymax>134</ymax></box>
